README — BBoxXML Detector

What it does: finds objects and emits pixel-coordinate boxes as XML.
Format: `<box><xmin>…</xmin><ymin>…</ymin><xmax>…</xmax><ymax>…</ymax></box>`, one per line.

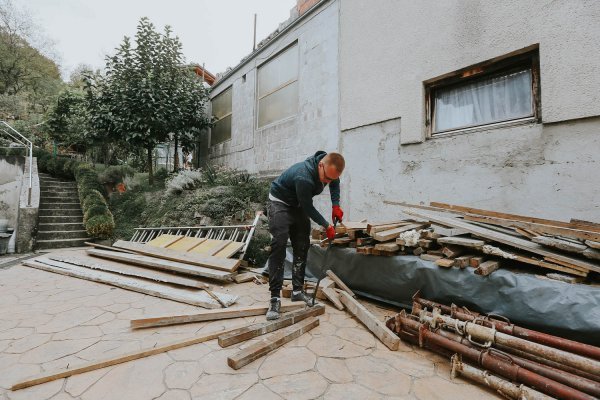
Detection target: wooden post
<box><xmin>326</xmin><ymin>270</ymin><xmax>356</xmax><ymax>298</ymax></box>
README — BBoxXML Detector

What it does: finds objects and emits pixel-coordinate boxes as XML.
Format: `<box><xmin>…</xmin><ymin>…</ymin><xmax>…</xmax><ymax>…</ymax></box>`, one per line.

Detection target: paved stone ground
<box><xmin>0</xmin><ymin>249</ymin><xmax>501</xmax><ymax>400</ymax></box>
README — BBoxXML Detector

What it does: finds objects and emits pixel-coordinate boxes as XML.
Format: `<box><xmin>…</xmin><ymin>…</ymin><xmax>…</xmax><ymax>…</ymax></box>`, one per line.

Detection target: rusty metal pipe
<box><xmin>432</xmin><ymin>321</ymin><xmax>600</xmax><ymax>397</ymax></box>
<box><xmin>398</xmin><ymin>317</ymin><xmax>595</xmax><ymax>400</ymax></box>
<box><xmin>414</xmin><ymin>293</ymin><xmax>600</xmax><ymax>361</ymax></box>
<box><xmin>412</xmin><ymin>290</ymin><xmax>480</xmax><ymax>316</ymax></box>
<box><xmin>421</xmin><ymin>310</ymin><xmax>600</xmax><ymax>376</ymax></box>
<box><xmin>451</xmin><ymin>355</ymin><xmax>553</xmax><ymax>400</ymax></box>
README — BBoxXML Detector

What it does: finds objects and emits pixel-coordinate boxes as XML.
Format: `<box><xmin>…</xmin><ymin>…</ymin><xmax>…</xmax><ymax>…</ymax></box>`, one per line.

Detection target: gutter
<box><xmin>211</xmin><ymin>0</ymin><xmax>331</xmax><ymax>91</ymax></box>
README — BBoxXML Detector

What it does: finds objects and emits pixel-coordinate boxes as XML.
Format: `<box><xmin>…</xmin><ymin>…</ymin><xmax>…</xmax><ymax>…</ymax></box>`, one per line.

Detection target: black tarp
<box><xmin>266</xmin><ymin>245</ymin><xmax>600</xmax><ymax>345</ymax></box>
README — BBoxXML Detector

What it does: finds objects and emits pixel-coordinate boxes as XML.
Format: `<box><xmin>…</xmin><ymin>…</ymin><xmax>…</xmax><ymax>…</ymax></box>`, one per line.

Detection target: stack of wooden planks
<box><xmin>313</xmin><ymin>203</ymin><xmax>600</xmax><ymax>281</ymax></box>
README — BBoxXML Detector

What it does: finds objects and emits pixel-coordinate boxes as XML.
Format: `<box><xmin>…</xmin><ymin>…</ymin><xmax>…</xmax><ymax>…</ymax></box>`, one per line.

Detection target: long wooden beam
<box><xmin>130</xmin><ymin>302</ymin><xmax>306</xmax><ymax>329</ymax></box>
<box><xmin>11</xmin><ymin>323</ymin><xmax>248</xmax><ymax>391</ymax></box>
<box><xmin>403</xmin><ymin>210</ymin><xmax>600</xmax><ymax>273</ymax></box>
<box><xmin>326</xmin><ymin>270</ymin><xmax>356</xmax><ymax>298</ymax></box>
<box><xmin>218</xmin><ymin>305</ymin><xmax>324</xmax><ymax>347</ymax></box>
<box><xmin>227</xmin><ymin>317</ymin><xmax>319</xmax><ymax>370</ymax></box>
<box><xmin>338</xmin><ymin>291</ymin><xmax>400</xmax><ymax>351</ymax></box>
<box><xmin>86</xmin><ymin>249</ymin><xmax>234</xmax><ymax>281</ymax></box>
<box><xmin>113</xmin><ymin>240</ymin><xmax>240</xmax><ymax>272</ymax></box>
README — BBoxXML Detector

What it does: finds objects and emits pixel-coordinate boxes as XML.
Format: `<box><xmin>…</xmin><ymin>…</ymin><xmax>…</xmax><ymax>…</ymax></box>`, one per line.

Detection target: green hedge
<box><xmin>37</xmin><ymin>151</ymin><xmax>115</xmax><ymax>239</ymax></box>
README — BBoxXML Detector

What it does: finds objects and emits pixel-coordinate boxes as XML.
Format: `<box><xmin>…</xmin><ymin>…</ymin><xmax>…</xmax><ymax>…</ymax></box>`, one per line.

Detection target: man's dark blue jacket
<box><xmin>269</xmin><ymin>151</ymin><xmax>340</xmax><ymax>228</ymax></box>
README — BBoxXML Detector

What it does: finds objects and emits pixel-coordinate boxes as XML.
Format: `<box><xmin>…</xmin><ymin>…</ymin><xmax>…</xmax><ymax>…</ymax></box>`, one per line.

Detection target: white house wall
<box><xmin>339</xmin><ymin>0</ymin><xmax>600</xmax><ymax>221</ymax></box>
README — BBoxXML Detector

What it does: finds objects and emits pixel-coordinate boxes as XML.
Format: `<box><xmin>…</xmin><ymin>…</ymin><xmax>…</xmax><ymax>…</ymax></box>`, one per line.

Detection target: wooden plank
<box><xmin>368</xmin><ymin>222</ymin><xmax>408</xmax><ymax>235</ymax></box>
<box><xmin>316</xmin><ymin>277</ymin><xmax>336</xmax><ymax>300</ymax></box>
<box><xmin>323</xmin><ymin>287</ymin><xmax>344</xmax><ymax>310</ymax></box>
<box><xmin>11</xmin><ymin>323</ymin><xmax>248</xmax><ymax>391</ymax></box>
<box><xmin>146</xmin><ymin>234</ymin><xmax>184</xmax><ymax>248</ymax></box>
<box><xmin>326</xmin><ymin>270</ymin><xmax>355</xmax><ymax>298</ymax></box>
<box><xmin>338</xmin><ymin>291</ymin><xmax>400</xmax><ymax>351</ymax></box>
<box><xmin>402</xmin><ymin>210</ymin><xmax>600</xmax><ymax>273</ymax></box>
<box><xmin>430</xmin><ymin>201</ymin><xmax>600</xmax><ymax>233</ymax></box>
<box><xmin>187</xmin><ymin>239</ymin><xmax>225</xmax><ymax>255</ymax></box>
<box><xmin>208</xmin><ymin>240</ymin><xmax>232</xmax><ymax>256</ymax></box>
<box><xmin>474</xmin><ymin>260</ymin><xmax>500</xmax><ymax>276</ymax></box>
<box><xmin>234</xmin><ymin>272</ymin><xmax>257</xmax><ymax>283</ymax></box>
<box><xmin>49</xmin><ymin>255</ymin><xmax>209</xmax><ymax>289</ymax></box>
<box><xmin>420</xmin><ymin>254</ymin><xmax>443</xmax><ymax>262</ymax></box>
<box><xmin>372</xmin><ymin>223</ymin><xmax>427</xmax><ymax>242</ymax></box>
<box><xmin>454</xmin><ymin>255</ymin><xmax>473</xmax><ymax>269</ymax></box>
<box><xmin>545</xmin><ymin>273</ymin><xmax>586</xmax><ymax>284</ymax></box>
<box><xmin>542</xmin><ymin>257</ymin><xmax>589</xmax><ymax>274</ymax></box>
<box><xmin>531</xmin><ymin>236</ymin><xmax>587</xmax><ymax>253</ymax></box>
<box><xmin>441</xmin><ymin>245</ymin><xmax>464</xmax><ymax>258</ymax></box>
<box><xmin>435</xmin><ymin>259</ymin><xmax>455</xmax><ymax>268</ymax></box>
<box><xmin>84</xmin><ymin>242</ymin><xmax>136</xmax><ymax>254</ymax></box>
<box><xmin>166</xmin><ymin>237</ymin><xmax>206</xmax><ymax>252</ymax></box>
<box><xmin>23</xmin><ymin>259</ymin><xmax>236</xmax><ymax>309</ymax></box>
<box><xmin>113</xmin><ymin>240</ymin><xmax>240</xmax><ymax>272</ymax></box>
<box><xmin>374</xmin><ymin>243</ymin><xmax>400</xmax><ymax>252</ymax></box>
<box><xmin>583</xmin><ymin>248</ymin><xmax>600</xmax><ymax>261</ymax></box>
<box><xmin>437</xmin><ymin>237</ymin><xmax>485</xmax><ymax>249</ymax></box>
<box><xmin>130</xmin><ymin>302</ymin><xmax>306</xmax><ymax>329</ymax></box>
<box><xmin>227</xmin><ymin>317</ymin><xmax>319</xmax><ymax>370</ymax></box>
<box><xmin>514</xmin><ymin>228</ymin><xmax>536</xmax><ymax>239</ymax></box>
<box><xmin>571</xmin><ymin>218</ymin><xmax>600</xmax><ymax>229</ymax></box>
<box><xmin>464</xmin><ymin>214</ymin><xmax>600</xmax><ymax>243</ymax></box>
<box><xmin>214</xmin><ymin>241</ymin><xmax>244</xmax><ymax>258</ymax></box>
<box><xmin>469</xmin><ymin>256</ymin><xmax>485</xmax><ymax>268</ymax></box>
<box><xmin>87</xmin><ymin>249</ymin><xmax>234</xmax><ymax>281</ymax></box>
<box><xmin>432</xmin><ymin>225</ymin><xmax>468</xmax><ymax>237</ymax></box>
<box><xmin>218</xmin><ymin>305</ymin><xmax>325</xmax><ymax>347</ymax></box>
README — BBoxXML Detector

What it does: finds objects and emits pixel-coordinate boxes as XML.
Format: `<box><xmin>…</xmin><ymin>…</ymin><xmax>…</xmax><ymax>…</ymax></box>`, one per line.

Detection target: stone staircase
<box><xmin>36</xmin><ymin>173</ymin><xmax>90</xmax><ymax>250</ymax></box>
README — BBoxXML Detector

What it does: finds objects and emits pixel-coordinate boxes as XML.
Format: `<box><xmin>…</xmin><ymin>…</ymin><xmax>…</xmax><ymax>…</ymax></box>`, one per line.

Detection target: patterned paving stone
<box><xmin>5</xmin><ymin>333</ymin><xmax>52</xmax><ymax>354</ymax></box>
<box><xmin>264</xmin><ymin>371</ymin><xmax>328</xmax><ymax>400</ymax></box>
<box><xmin>259</xmin><ymin>346</ymin><xmax>316</xmax><ymax>379</ymax></box>
<box><xmin>190</xmin><ymin>373</ymin><xmax>258</xmax><ymax>400</ymax></box>
<box><xmin>413</xmin><ymin>376</ymin><xmax>496</xmax><ymax>400</ymax></box>
<box><xmin>65</xmin><ymin>368</ymin><xmax>112</xmax><ymax>397</ymax></box>
<box><xmin>237</xmin><ymin>383</ymin><xmax>282</xmax><ymax>399</ymax></box>
<box><xmin>5</xmin><ymin>378</ymin><xmax>62</xmax><ymax>400</ymax></box>
<box><xmin>316</xmin><ymin>357</ymin><xmax>353</xmax><ymax>383</ymax></box>
<box><xmin>375</xmin><ymin>349</ymin><xmax>436</xmax><ymax>378</ymax></box>
<box><xmin>324</xmin><ymin>383</ymin><xmax>383</xmax><ymax>400</ymax></box>
<box><xmin>164</xmin><ymin>361</ymin><xmax>202</xmax><ymax>390</ymax></box>
<box><xmin>156</xmin><ymin>389</ymin><xmax>192</xmax><ymax>400</ymax></box>
<box><xmin>336</xmin><ymin>327</ymin><xmax>377</xmax><ymax>348</ymax></box>
<box><xmin>356</xmin><ymin>370</ymin><xmax>412</xmax><ymax>396</ymax></box>
<box><xmin>307</xmin><ymin>335</ymin><xmax>371</xmax><ymax>358</ymax></box>
<box><xmin>346</xmin><ymin>356</ymin><xmax>394</xmax><ymax>375</ymax></box>
<box><xmin>19</xmin><ymin>338</ymin><xmax>99</xmax><ymax>364</ymax></box>
<box><xmin>36</xmin><ymin>308</ymin><xmax>104</xmax><ymax>334</ymax></box>
<box><xmin>53</xmin><ymin>326</ymin><xmax>103</xmax><ymax>341</ymax></box>
<box><xmin>167</xmin><ymin>343</ymin><xmax>213</xmax><ymax>361</ymax></box>
<box><xmin>0</xmin><ymin>362</ymin><xmax>40</xmax><ymax>390</ymax></box>
<box><xmin>80</xmin><ymin>354</ymin><xmax>170</xmax><ymax>400</ymax></box>
<box><xmin>0</xmin><ymin>328</ymin><xmax>34</xmax><ymax>341</ymax></box>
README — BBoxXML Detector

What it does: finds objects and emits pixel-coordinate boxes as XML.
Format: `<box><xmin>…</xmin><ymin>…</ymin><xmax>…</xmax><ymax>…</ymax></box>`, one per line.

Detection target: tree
<box><xmin>84</xmin><ymin>17</ymin><xmax>210</xmax><ymax>183</ymax></box>
<box><xmin>46</xmin><ymin>87</ymin><xmax>89</xmax><ymax>149</ymax></box>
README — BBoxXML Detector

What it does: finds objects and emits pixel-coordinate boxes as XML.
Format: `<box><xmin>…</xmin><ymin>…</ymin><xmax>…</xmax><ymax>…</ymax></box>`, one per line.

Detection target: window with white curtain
<box><xmin>257</xmin><ymin>44</ymin><xmax>299</xmax><ymax>128</ymax></box>
<box><xmin>211</xmin><ymin>86</ymin><xmax>232</xmax><ymax>145</ymax></box>
<box><xmin>427</xmin><ymin>50</ymin><xmax>540</xmax><ymax>135</ymax></box>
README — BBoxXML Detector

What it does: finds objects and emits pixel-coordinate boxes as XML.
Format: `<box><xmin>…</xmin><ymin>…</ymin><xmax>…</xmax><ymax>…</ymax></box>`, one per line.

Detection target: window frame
<box><xmin>425</xmin><ymin>48</ymin><xmax>541</xmax><ymax>138</ymax></box>
<box><xmin>210</xmin><ymin>85</ymin><xmax>233</xmax><ymax>146</ymax></box>
<box><xmin>256</xmin><ymin>42</ymin><xmax>299</xmax><ymax>129</ymax></box>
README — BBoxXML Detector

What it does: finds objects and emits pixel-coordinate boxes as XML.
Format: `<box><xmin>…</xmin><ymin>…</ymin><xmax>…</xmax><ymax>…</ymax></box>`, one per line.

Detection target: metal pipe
<box><xmin>451</xmin><ymin>355</ymin><xmax>554</xmax><ymax>400</ymax></box>
<box><xmin>420</xmin><ymin>310</ymin><xmax>600</xmax><ymax>377</ymax></box>
<box><xmin>414</xmin><ymin>293</ymin><xmax>600</xmax><ymax>361</ymax></box>
<box><xmin>397</xmin><ymin>315</ymin><xmax>595</xmax><ymax>400</ymax></box>
<box><xmin>412</xmin><ymin>290</ymin><xmax>480</xmax><ymax>317</ymax></box>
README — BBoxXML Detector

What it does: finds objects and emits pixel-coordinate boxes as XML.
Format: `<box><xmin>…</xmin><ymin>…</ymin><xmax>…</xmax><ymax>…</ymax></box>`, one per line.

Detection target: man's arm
<box><xmin>329</xmin><ymin>179</ymin><xmax>340</xmax><ymax>206</ymax></box>
<box><xmin>296</xmin><ymin>179</ymin><xmax>329</xmax><ymax>228</ymax></box>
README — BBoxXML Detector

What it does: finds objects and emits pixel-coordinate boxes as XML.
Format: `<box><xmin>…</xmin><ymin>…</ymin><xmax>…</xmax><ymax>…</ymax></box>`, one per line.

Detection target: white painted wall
<box><xmin>0</xmin><ymin>157</ymin><xmax>24</xmax><ymax>228</ymax></box>
<box><xmin>339</xmin><ymin>0</ymin><xmax>600</xmax><ymax>221</ymax></box>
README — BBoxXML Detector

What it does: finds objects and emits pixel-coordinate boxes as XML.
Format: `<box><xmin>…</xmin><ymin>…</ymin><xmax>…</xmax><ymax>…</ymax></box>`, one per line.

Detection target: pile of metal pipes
<box><xmin>385</xmin><ymin>291</ymin><xmax>600</xmax><ymax>400</ymax></box>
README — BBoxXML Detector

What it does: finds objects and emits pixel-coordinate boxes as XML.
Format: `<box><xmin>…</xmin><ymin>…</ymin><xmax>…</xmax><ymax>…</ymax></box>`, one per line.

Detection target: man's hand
<box><xmin>326</xmin><ymin>225</ymin><xmax>336</xmax><ymax>241</ymax></box>
<box><xmin>332</xmin><ymin>205</ymin><xmax>344</xmax><ymax>223</ymax></box>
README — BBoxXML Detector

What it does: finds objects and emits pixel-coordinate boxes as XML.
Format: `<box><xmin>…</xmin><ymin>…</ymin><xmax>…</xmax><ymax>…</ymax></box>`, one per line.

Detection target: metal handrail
<box><xmin>0</xmin><ymin>121</ymin><xmax>33</xmax><ymax>206</ymax></box>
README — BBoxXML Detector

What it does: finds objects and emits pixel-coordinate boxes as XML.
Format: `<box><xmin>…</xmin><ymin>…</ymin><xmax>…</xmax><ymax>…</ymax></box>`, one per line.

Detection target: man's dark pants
<box><xmin>267</xmin><ymin>200</ymin><xmax>311</xmax><ymax>298</ymax></box>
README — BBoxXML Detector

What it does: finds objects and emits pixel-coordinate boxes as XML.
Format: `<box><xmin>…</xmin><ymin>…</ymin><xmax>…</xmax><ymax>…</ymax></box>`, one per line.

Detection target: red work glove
<box><xmin>332</xmin><ymin>205</ymin><xmax>344</xmax><ymax>223</ymax></box>
<box><xmin>326</xmin><ymin>225</ymin><xmax>336</xmax><ymax>241</ymax></box>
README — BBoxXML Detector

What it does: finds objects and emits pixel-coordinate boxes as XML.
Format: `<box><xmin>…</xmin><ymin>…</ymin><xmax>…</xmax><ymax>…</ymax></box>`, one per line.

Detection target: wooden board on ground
<box><xmin>326</xmin><ymin>270</ymin><xmax>356</xmax><ymax>298</ymax></box>
<box><xmin>437</xmin><ymin>237</ymin><xmax>485</xmax><ymax>249</ymax></box>
<box><xmin>432</xmin><ymin>225</ymin><xmax>468</xmax><ymax>237</ymax></box>
<box><xmin>368</xmin><ymin>222</ymin><xmax>409</xmax><ymax>235</ymax></box>
<box><xmin>403</xmin><ymin>210</ymin><xmax>600</xmax><ymax>274</ymax></box>
<box><xmin>113</xmin><ymin>240</ymin><xmax>240</xmax><ymax>272</ymax></box>
<box><xmin>84</xmin><ymin>242</ymin><xmax>136</xmax><ymax>254</ymax></box>
<box><xmin>218</xmin><ymin>305</ymin><xmax>324</xmax><ymax>347</ymax></box>
<box><xmin>166</xmin><ymin>236</ymin><xmax>206</xmax><ymax>252</ymax></box>
<box><xmin>374</xmin><ymin>242</ymin><xmax>399</xmax><ymax>252</ymax></box>
<box><xmin>146</xmin><ymin>234</ymin><xmax>184</xmax><ymax>248</ymax></box>
<box><xmin>338</xmin><ymin>291</ymin><xmax>400</xmax><ymax>351</ymax></box>
<box><xmin>371</xmin><ymin>223</ymin><xmax>427</xmax><ymax>242</ymax></box>
<box><xmin>234</xmin><ymin>272</ymin><xmax>257</xmax><ymax>283</ymax></box>
<box><xmin>213</xmin><ymin>241</ymin><xmax>245</xmax><ymax>258</ymax></box>
<box><xmin>323</xmin><ymin>287</ymin><xmax>344</xmax><ymax>310</ymax></box>
<box><xmin>10</xmin><ymin>323</ymin><xmax>249</xmax><ymax>391</ymax></box>
<box><xmin>87</xmin><ymin>249</ymin><xmax>235</xmax><ymax>281</ymax></box>
<box><xmin>435</xmin><ymin>259</ymin><xmax>455</xmax><ymax>268</ymax></box>
<box><xmin>23</xmin><ymin>258</ymin><xmax>237</xmax><ymax>309</ymax></box>
<box><xmin>130</xmin><ymin>302</ymin><xmax>306</xmax><ymax>329</ymax></box>
<box><xmin>227</xmin><ymin>317</ymin><xmax>319</xmax><ymax>370</ymax></box>
<box><xmin>420</xmin><ymin>254</ymin><xmax>443</xmax><ymax>262</ymax></box>
<box><xmin>586</xmin><ymin>240</ymin><xmax>600</xmax><ymax>250</ymax></box>
<box><xmin>531</xmin><ymin>236</ymin><xmax>587</xmax><ymax>253</ymax></box>
<box><xmin>316</xmin><ymin>277</ymin><xmax>336</xmax><ymax>300</ymax></box>
<box><xmin>49</xmin><ymin>254</ymin><xmax>209</xmax><ymax>289</ymax></box>
<box><xmin>474</xmin><ymin>260</ymin><xmax>500</xmax><ymax>276</ymax></box>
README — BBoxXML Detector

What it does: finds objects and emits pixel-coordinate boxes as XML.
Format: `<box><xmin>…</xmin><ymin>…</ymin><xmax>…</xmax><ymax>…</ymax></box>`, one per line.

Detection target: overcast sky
<box><xmin>17</xmin><ymin>0</ymin><xmax>296</xmax><ymax>80</ymax></box>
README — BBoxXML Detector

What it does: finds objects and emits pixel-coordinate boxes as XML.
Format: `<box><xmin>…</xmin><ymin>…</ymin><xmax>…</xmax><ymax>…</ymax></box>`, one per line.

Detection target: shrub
<box><xmin>166</xmin><ymin>170</ymin><xmax>205</xmax><ymax>195</ymax></box>
<box><xmin>98</xmin><ymin>165</ymin><xmax>136</xmax><ymax>184</ymax></box>
<box><xmin>83</xmin><ymin>189</ymin><xmax>106</xmax><ymax>210</ymax></box>
<box><xmin>85</xmin><ymin>213</ymin><xmax>115</xmax><ymax>239</ymax></box>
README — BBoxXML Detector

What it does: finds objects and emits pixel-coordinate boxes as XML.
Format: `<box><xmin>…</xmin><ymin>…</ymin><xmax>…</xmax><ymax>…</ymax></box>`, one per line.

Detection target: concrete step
<box><xmin>40</xmin><ymin>183</ymin><xmax>78</xmax><ymax>190</ymax></box>
<box><xmin>36</xmin><ymin>230</ymin><xmax>89</xmax><ymax>241</ymax></box>
<box><xmin>38</xmin><ymin>208</ymin><xmax>83</xmax><ymax>217</ymax></box>
<box><xmin>39</xmin><ymin>203</ymin><xmax>82</xmax><ymax>210</ymax></box>
<box><xmin>38</xmin><ymin>222</ymin><xmax>85</xmax><ymax>231</ymax></box>
<box><xmin>40</xmin><ymin>189</ymin><xmax>79</xmax><ymax>196</ymax></box>
<box><xmin>40</xmin><ymin>196</ymin><xmax>79</xmax><ymax>203</ymax></box>
<box><xmin>39</xmin><ymin>215</ymin><xmax>84</xmax><ymax>224</ymax></box>
<box><xmin>36</xmin><ymin>238</ymin><xmax>90</xmax><ymax>250</ymax></box>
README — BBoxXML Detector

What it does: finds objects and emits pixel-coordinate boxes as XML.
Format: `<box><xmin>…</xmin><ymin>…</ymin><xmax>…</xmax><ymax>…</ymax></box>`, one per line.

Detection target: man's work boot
<box><xmin>266</xmin><ymin>297</ymin><xmax>281</xmax><ymax>320</ymax></box>
<box><xmin>291</xmin><ymin>290</ymin><xmax>315</xmax><ymax>307</ymax></box>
